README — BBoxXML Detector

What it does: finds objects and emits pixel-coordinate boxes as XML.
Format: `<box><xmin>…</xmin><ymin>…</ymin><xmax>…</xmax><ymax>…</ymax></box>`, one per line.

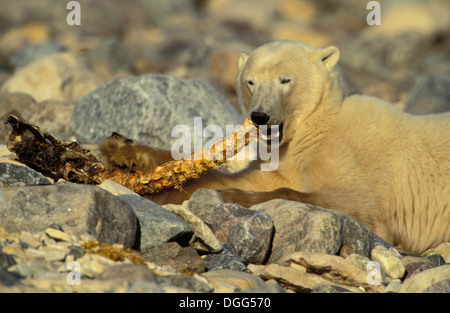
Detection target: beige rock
<box><xmin>45</xmin><ymin>228</ymin><xmax>72</xmax><ymax>243</ymax></box>
<box><xmin>2</xmin><ymin>245</ymin><xmax>27</xmax><ymax>260</ymax></box>
<box><xmin>277</xmin><ymin>0</ymin><xmax>316</xmax><ymax>22</ymax></box>
<box><xmin>398</xmin><ymin>265</ymin><xmax>450</xmax><ymax>293</ymax></box>
<box><xmin>1</xmin><ymin>52</ymin><xmax>99</xmax><ymax>103</ymax></box>
<box><xmin>0</xmin><ymin>22</ymin><xmax>50</xmax><ymax>55</ymax></box>
<box><xmin>76</xmin><ymin>253</ymin><xmax>117</xmax><ymax>278</ymax></box>
<box><xmin>423</xmin><ymin>242</ymin><xmax>450</xmax><ymax>263</ymax></box>
<box><xmin>206</xmin><ymin>0</ymin><xmax>277</xmax><ymax>32</ymax></box>
<box><xmin>272</xmin><ymin>22</ymin><xmax>333</xmax><ymax>48</ymax></box>
<box><xmin>371</xmin><ymin>246</ymin><xmax>405</xmax><ymax>280</ymax></box>
<box><xmin>98</xmin><ymin>179</ymin><xmax>138</xmax><ymax>196</ymax></box>
<box><xmin>19</xmin><ymin>231</ymin><xmax>42</xmax><ymax>249</ymax></box>
<box><xmin>280</xmin><ymin>252</ymin><xmax>378</xmax><ymax>289</ymax></box>
<box><xmin>259</xmin><ymin>263</ymin><xmax>339</xmax><ymax>293</ymax></box>
<box><xmin>364</xmin><ymin>0</ymin><xmax>450</xmax><ymax>37</ymax></box>
<box><xmin>202</xmin><ymin>269</ymin><xmax>265</xmax><ymax>292</ymax></box>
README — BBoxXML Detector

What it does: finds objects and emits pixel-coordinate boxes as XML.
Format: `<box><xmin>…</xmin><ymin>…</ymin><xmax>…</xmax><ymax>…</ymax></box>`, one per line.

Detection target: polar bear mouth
<box><xmin>259</xmin><ymin>123</ymin><xmax>284</xmax><ymax>145</ymax></box>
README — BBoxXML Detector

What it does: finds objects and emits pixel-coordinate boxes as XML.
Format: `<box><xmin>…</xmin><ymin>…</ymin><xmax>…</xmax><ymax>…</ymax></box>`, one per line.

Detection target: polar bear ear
<box><xmin>238</xmin><ymin>52</ymin><xmax>249</xmax><ymax>70</ymax></box>
<box><xmin>317</xmin><ymin>46</ymin><xmax>340</xmax><ymax>71</ymax></box>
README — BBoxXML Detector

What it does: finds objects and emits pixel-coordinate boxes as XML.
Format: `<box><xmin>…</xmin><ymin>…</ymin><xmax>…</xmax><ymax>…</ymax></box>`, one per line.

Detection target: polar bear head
<box><xmin>235</xmin><ymin>40</ymin><xmax>341</xmax><ymax>144</ymax></box>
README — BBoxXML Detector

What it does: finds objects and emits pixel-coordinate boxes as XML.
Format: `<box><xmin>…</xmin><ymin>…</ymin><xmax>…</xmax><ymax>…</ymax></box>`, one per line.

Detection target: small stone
<box><xmin>118</xmin><ymin>194</ymin><xmax>193</xmax><ymax>251</ymax></box>
<box><xmin>203</xmin><ymin>243</ymin><xmax>247</xmax><ymax>272</ymax></box>
<box><xmin>97</xmin><ymin>264</ymin><xmax>156</xmax><ymax>283</ymax></box>
<box><xmin>1</xmin><ymin>245</ymin><xmax>26</xmax><ymax>260</ymax></box>
<box><xmin>312</xmin><ymin>284</ymin><xmax>356</xmax><ymax>293</ymax></box>
<box><xmin>404</xmin><ymin>262</ymin><xmax>435</xmax><ymax>280</ymax></box>
<box><xmin>156</xmin><ymin>274</ymin><xmax>214</xmax><ymax>293</ymax></box>
<box><xmin>141</xmin><ymin>242</ymin><xmax>205</xmax><ymax>275</ymax></box>
<box><xmin>45</xmin><ymin>228</ymin><xmax>72</xmax><ymax>242</ymax></box>
<box><xmin>163</xmin><ymin>204</ymin><xmax>222</xmax><ymax>253</ymax></box>
<box><xmin>0</xmin><ymin>268</ymin><xmax>20</xmax><ymax>287</ymax></box>
<box><xmin>426</xmin><ymin>254</ymin><xmax>446</xmax><ymax>267</ymax></box>
<box><xmin>201</xmin><ymin>269</ymin><xmax>265</xmax><ymax>292</ymax></box>
<box><xmin>186</xmin><ymin>188</ymin><xmax>226</xmax><ymax>227</ymax></box>
<box><xmin>280</xmin><ymin>251</ymin><xmax>376</xmax><ymax>289</ymax></box>
<box><xmin>371</xmin><ymin>245</ymin><xmax>405</xmax><ymax>280</ymax></box>
<box><xmin>19</xmin><ymin>232</ymin><xmax>42</xmax><ymax>249</ymax></box>
<box><xmin>259</xmin><ymin>263</ymin><xmax>337</xmax><ymax>293</ymax></box>
<box><xmin>76</xmin><ymin>253</ymin><xmax>117</xmax><ymax>278</ymax></box>
<box><xmin>0</xmin><ymin>251</ymin><xmax>16</xmax><ymax>269</ymax></box>
<box><xmin>384</xmin><ymin>281</ymin><xmax>402</xmax><ymax>293</ymax></box>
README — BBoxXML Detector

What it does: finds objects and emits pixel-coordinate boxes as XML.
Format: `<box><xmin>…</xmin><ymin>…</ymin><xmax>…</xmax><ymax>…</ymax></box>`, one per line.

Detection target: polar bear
<box><xmin>101</xmin><ymin>41</ymin><xmax>450</xmax><ymax>254</ymax></box>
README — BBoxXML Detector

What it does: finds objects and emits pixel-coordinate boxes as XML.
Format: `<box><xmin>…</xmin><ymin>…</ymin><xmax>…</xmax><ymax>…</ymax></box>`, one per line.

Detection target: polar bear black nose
<box><xmin>251</xmin><ymin>111</ymin><xmax>270</xmax><ymax>125</ymax></box>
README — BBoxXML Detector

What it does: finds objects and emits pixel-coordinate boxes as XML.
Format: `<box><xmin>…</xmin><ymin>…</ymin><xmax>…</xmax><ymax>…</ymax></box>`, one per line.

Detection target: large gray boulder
<box><xmin>71</xmin><ymin>74</ymin><xmax>241</xmax><ymax>149</ymax></box>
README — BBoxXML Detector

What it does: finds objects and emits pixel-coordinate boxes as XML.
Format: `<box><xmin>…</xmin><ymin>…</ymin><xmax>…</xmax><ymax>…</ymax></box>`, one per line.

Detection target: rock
<box><xmin>404</xmin><ymin>262</ymin><xmax>436</xmax><ymax>280</ymax></box>
<box><xmin>141</xmin><ymin>242</ymin><xmax>205</xmax><ymax>275</ymax></box>
<box><xmin>156</xmin><ymin>274</ymin><xmax>214</xmax><ymax>293</ymax></box>
<box><xmin>363</xmin><ymin>0</ymin><xmax>450</xmax><ymax>37</ymax></box>
<box><xmin>272</xmin><ymin>22</ymin><xmax>333</xmax><ymax>48</ymax></box>
<box><xmin>81</xmin><ymin>36</ymin><xmax>134</xmax><ymax>82</ymax></box>
<box><xmin>277</xmin><ymin>0</ymin><xmax>317</xmax><ymax>22</ymax></box>
<box><xmin>117</xmin><ymin>194</ymin><xmax>193</xmax><ymax>251</ymax></box>
<box><xmin>203</xmin><ymin>243</ymin><xmax>247</xmax><ymax>272</ymax></box>
<box><xmin>0</xmin><ymin>269</ymin><xmax>20</xmax><ymax>287</ymax></box>
<box><xmin>252</xmin><ymin>200</ymin><xmax>341</xmax><ymax>262</ymax></box>
<box><xmin>423</xmin><ymin>242</ymin><xmax>450</xmax><ymax>263</ymax></box>
<box><xmin>404</xmin><ymin>73</ymin><xmax>450</xmax><ymax>115</ymax></box>
<box><xmin>340</xmin><ymin>33</ymin><xmax>428</xmax><ymax>84</ymax></box>
<box><xmin>1</xmin><ymin>52</ymin><xmax>100</xmax><ymax>103</ymax></box>
<box><xmin>242</xmin><ymin>279</ymin><xmax>286</xmax><ymax>293</ymax></box>
<box><xmin>252</xmin><ymin>199</ymin><xmax>382</xmax><ymax>263</ymax></box>
<box><xmin>10</xmin><ymin>40</ymin><xmax>65</xmax><ymax>68</ymax></box>
<box><xmin>19</xmin><ymin>99</ymin><xmax>76</xmax><ymax>141</ymax></box>
<box><xmin>0</xmin><ymin>160</ymin><xmax>52</xmax><ymax>186</ymax></box>
<box><xmin>312</xmin><ymin>284</ymin><xmax>355</xmax><ymax>293</ymax></box>
<box><xmin>0</xmin><ymin>251</ymin><xmax>16</xmax><ymax>270</ymax></box>
<box><xmin>44</xmin><ymin>227</ymin><xmax>72</xmax><ymax>242</ymax></box>
<box><xmin>97</xmin><ymin>263</ymin><xmax>156</xmax><ymax>283</ymax></box>
<box><xmin>0</xmin><ymin>182</ymin><xmax>137</xmax><ymax>248</ymax></box>
<box><xmin>205</xmin><ymin>0</ymin><xmax>277</xmax><ymax>32</ymax></box>
<box><xmin>211</xmin><ymin>203</ymin><xmax>274</xmax><ymax>264</ymax></box>
<box><xmin>0</xmin><ymin>91</ymin><xmax>36</xmax><ymax>118</ymax></box>
<box><xmin>201</xmin><ymin>269</ymin><xmax>265</xmax><ymax>293</ymax></box>
<box><xmin>71</xmin><ymin>74</ymin><xmax>241</xmax><ymax>147</ymax></box>
<box><xmin>186</xmin><ymin>188</ymin><xmax>226</xmax><ymax>227</ymax></box>
<box><xmin>259</xmin><ymin>263</ymin><xmax>340</xmax><ymax>293</ymax></box>
<box><xmin>163</xmin><ymin>204</ymin><xmax>222</xmax><ymax>253</ymax></box>
<box><xmin>398</xmin><ymin>265</ymin><xmax>450</xmax><ymax>293</ymax></box>
<box><xmin>371</xmin><ymin>245</ymin><xmax>405</xmax><ymax>280</ymax></box>
<box><xmin>279</xmin><ymin>251</ymin><xmax>380</xmax><ymax>290</ymax></box>
<box><xmin>426</xmin><ymin>254</ymin><xmax>446</xmax><ymax>267</ymax></box>
<box><xmin>423</xmin><ymin>279</ymin><xmax>450</xmax><ymax>293</ymax></box>
<box><xmin>0</xmin><ymin>22</ymin><xmax>50</xmax><ymax>56</ymax></box>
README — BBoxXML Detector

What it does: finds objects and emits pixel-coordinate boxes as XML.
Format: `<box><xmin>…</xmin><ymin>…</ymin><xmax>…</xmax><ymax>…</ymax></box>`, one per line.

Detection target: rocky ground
<box><xmin>0</xmin><ymin>0</ymin><xmax>450</xmax><ymax>293</ymax></box>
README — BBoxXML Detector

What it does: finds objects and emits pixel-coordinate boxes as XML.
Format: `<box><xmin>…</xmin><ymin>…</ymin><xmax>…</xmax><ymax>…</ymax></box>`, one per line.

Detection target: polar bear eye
<box><xmin>280</xmin><ymin>78</ymin><xmax>291</xmax><ymax>84</ymax></box>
